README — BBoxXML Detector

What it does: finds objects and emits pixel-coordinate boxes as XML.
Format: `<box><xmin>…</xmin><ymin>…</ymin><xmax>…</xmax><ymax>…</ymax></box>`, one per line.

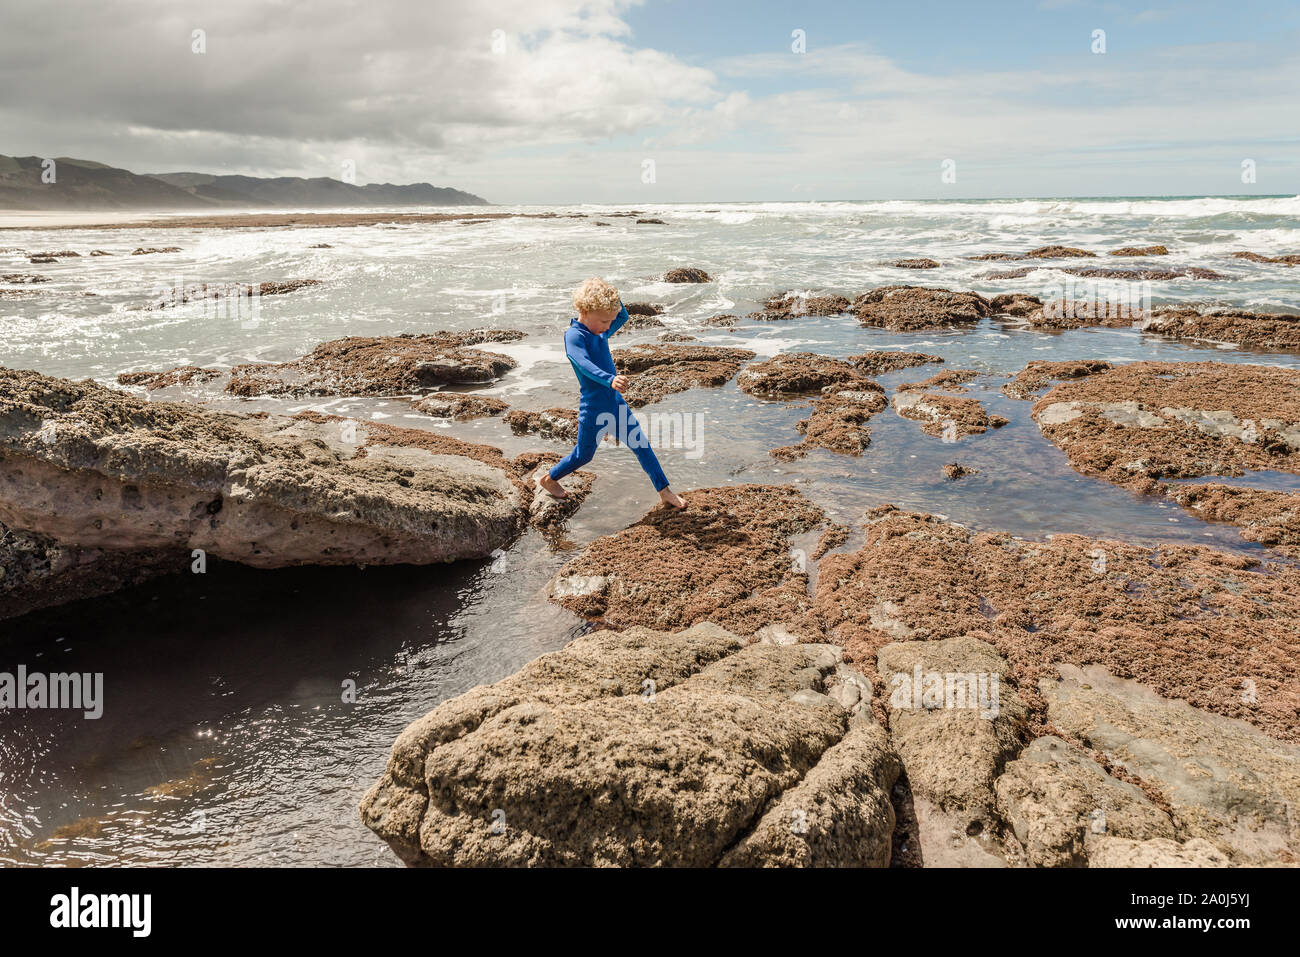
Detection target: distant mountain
<box><xmin>0</xmin><ymin>154</ymin><xmax>489</xmax><ymax>209</ymax></box>
<box><xmin>148</xmin><ymin>172</ymin><xmax>488</xmax><ymax>208</ymax></box>
<box><xmin>0</xmin><ymin>155</ymin><xmax>212</xmax><ymax>209</ymax></box>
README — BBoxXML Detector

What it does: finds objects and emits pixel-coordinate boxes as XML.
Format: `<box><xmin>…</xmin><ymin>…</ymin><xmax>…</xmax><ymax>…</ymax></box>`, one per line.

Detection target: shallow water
<box><xmin>2</xmin><ymin>197</ymin><xmax>1299</xmax><ymax>865</ymax></box>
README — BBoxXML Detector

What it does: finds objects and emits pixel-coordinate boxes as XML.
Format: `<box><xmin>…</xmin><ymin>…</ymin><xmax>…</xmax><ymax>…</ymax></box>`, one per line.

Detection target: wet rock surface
<box><xmin>849</xmin><ymin>351</ymin><xmax>943</xmax><ymax>376</ymax></box>
<box><xmin>226</xmin><ymin>330</ymin><xmax>524</xmax><ymax>397</ymax></box>
<box><xmin>1142</xmin><ymin>305</ymin><xmax>1300</xmax><ymax>352</ymax></box>
<box><xmin>410</xmin><ymin>393</ymin><xmax>510</xmax><ymax>420</ymax></box>
<box><xmin>360</xmin><ymin>623</ymin><xmax>900</xmax><ymax>867</ymax></box>
<box><xmin>611</xmin><ymin>343</ymin><xmax>755</xmax><ymax>407</ymax></box>
<box><xmin>814</xmin><ymin>507</ymin><xmax>1300</xmax><ymax>744</ymax></box>
<box><xmin>663</xmin><ymin>267</ymin><xmax>711</xmax><ymax>283</ymax></box>
<box><xmin>1003</xmin><ymin>359</ymin><xmax>1111</xmax><ymax>400</ymax></box>
<box><xmin>548</xmin><ymin>484</ymin><xmax>825</xmax><ymax>637</ymax></box>
<box><xmin>892</xmin><ymin>391</ymin><xmax>1009</xmax><ymax>439</ymax></box>
<box><xmin>1031</xmin><ymin>361</ymin><xmax>1300</xmax><ymax>487</ymax></box>
<box><xmin>1111</xmin><ymin>245</ymin><xmax>1169</xmax><ymax>256</ymax></box>
<box><xmin>737</xmin><ymin>352</ymin><xmax>878</xmax><ymax>397</ymax></box>
<box><xmin>116</xmin><ymin>366</ymin><xmax>225</xmax><ymax>391</ymax></box>
<box><xmin>1232</xmin><ymin>251</ymin><xmax>1300</xmax><ymax>265</ymax></box>
<box><xmin>504</xmin><ymin>407</ymin><xmax>579</xmax><ymax>442</ymax></box>
<box><xmin>772</xmin><ymin>388</ymin><xmax>889</xmax><ymax>460</ymax></box>
<box><xmin>854</xmin><ymin>286</ymin><xmax>991</xmax><ymax>331</ymax></box>
<box><xmin>143</xmin><ymin>279</ymin><xmax>321</xmax><ymax>309</ymax></box>
<box><xmin>1164</xmin><ymin>483</ymin><xmax>1300</xmax><ymax>555</ymax></box>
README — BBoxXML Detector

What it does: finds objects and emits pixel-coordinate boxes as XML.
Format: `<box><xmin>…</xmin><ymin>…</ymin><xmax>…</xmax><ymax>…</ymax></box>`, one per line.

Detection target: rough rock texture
<box><xmin>548</xmin><ymin>484</ymin><xmax>825</xmax><ymax>638</ymax></box>
<box><xmin>1026</xmin><ymin>245</ymin><xmax>1096</xmax><ymax>259</ymax></box>
<box><xmin>513</xmin><ymin>451</ymin><xmax>593</xmax><ymax>531</ymax></box>
<box><xmin>892</xmin><ymin>259</ymin><xmax>940</xmax><ymax>269</ymax></box>
<box><xmin>1066</xmin><ymin>265</ymin><xmax>1222</xmax><ymax>280</ymax></box>
<box><xmin>0</xmin><ymin>368</ymin><xmax>531</xmax><ymax>580</ymax></box>
<box><xmin>854</xmin><ymin>286</ymin><xmax>991</xmax><ymax>331</ymax></box>
<box><xmin>1111</xmin><ymin>245</ymin><xmax>1169</xmax><ymax>256</ymax></box>
<box><xmin>892</xmin><ymin>391</ymin><xmax>1009</xmax><ymax>439</ymax></box>
<box><xmin>1232</xmin><ymin>251</ymin><xmax>1300</xmax><ymax>266</ymax></box>
<box><xmin>226</xmin><ymin>330</ymin><xmax>524</xmax><ymax>397</ymax></box>
<box><xmin>987</xmin><ymin>266</ymin><xmax>1221</xmax><ymax>281</ymax></box>
<box><xmin>611</xmin><ymin>344</ymin><xmax>755</xmax><ymax>408</ymax></box>
<box><xmin>0</xmin><ymin>521</ymin><xmax>182</xmax><ymax>622</ymax></box>
<box><xmin>504</xmin><ymin>407</ymin><xmax>579</xmax><ymax>443</ymax></box>
<box><xmin>1165</xmin><ymin>483</ymin><xmax>1300</xmax><ymax>555</ymax></box>
<box><xmin>144</xmin><ymin>279</ymin><xmax>321</xmax><ymax>309</ymax></box>
<box><xmin>410</xmin><ymin>393</ymin><xmax>509</xmax><ymax>420</ymax></box>
<box><xmin>814</xmin><ymin>507</ymin><xmax>1300</xmax><ymax>744</ymax></box>
<box><xmin>811</xmin><ymin>524</ymin><xmax>850</xmax><ymax>560</ymax></box>
<box><xmin>897</xmin><ymin>369</ymin><xmax>979</xmax><ymax>393</ymax></box>
<box><xmin>1</xmin><ymin>273</ymin><xmax>50</xmax><ymax>284</ymax></box>
<box><xmin>1002</xmin><ymin>359</ymin><xmax>1111</xmax><ymax>400</ymax></box>
<box><xmin>618</xmin><ymin>315</ymin><xmax>665</xmax><ymax>332</ymax></box>
<box><xmin>624</xmin><ymin>302</ymin><xmax>664</xmax><ymax>316</ymax></box>
<box><xmin>719</xmin><ymin>717</ymin><xmax>899</xmax><ymax>867</ymax></box>
<box><xmin>131</xmin><ymin>246</ymin><xmax>181</xmax><ymax>255</ymax></box>
<box><xmin>361</xmin><ymin>624</ymin><xmax>900</xmax><ymax>867</ymax></box>
<box><xmin>737</xmin><ymin>353</ymin><xmax>877</xmax><ymax>398</ymax></box>
<box><xmin>1142</xmin><ymin>305</ymin><xmax>1300</xmax><ymax>352</ymax></box>
<box><xmin>116</xmin><ymin>366</ymin><xmax>225</xmax><ymax>391</ymax></box>
<box><xmin>663</xmin><ymin>267</ymin><xmax>710</xmax><ymax>283</ymax></box>
<box><xmin>771</xmin><ymin>388</ymin><xmax>888</xmax><ymax>460</ymax></box>
<box><xmin>1087</xmin><ymin>836</ymin><xmax>1230</xmax><ymax>867</ymax></box>
<box><xmin>943</xmin><ymin>462</ymin><xmax>978</xmax><ymax>480</ymax></box>
<box><xmin>1044</xmin><ymin>665</ymin><xmax>1300</xmax><ymax>864</ymax></box>
<box><xmin>988</xmin><ymin>293</ymin><xmax>1042</xmax><ymax>317</ymax></box>
<box><xmin>757</xmin><ymin>292</ymin><xmax>852</xmax><ymax>319</ymax></box>
<box><xmin>1031</xmin><ymin>361</ymin><xmax>1300</xmax><ymax>488</ymax></box>
<box><xmin>995</xmin><ymin>735</ymin><xmax>1175</xmax><ymax>867</ymax></box>
<box><xmin>877</xmin><ymin>637</ymin><xmax>1027</xmax><ymax>840</ymax></box>
<box><xmin>848</xmin><ymin>351</ymin><xmax>943</xmax><ymax>376</ymax></box>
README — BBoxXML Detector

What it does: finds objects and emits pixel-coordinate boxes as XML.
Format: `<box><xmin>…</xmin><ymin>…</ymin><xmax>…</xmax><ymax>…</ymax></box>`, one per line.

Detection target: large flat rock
<box><xmin>0</xmin><ymin>368</ymin><xmax>530</xmax><ymax>575</ymax></box>
<box><xmin>361</xmin><ymin>623</ymin><xmax>899</xmax><ymax>866</ymax></box>
<box><xmin>1042</xmin><ymin>664</ymin><xmax>1300</xmax><ymax>864</ymax></box>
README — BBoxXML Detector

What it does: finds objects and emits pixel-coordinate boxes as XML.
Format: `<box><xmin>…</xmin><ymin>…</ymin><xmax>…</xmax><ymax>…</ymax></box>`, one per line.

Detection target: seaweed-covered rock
<box><xmin>226</xmin><ymin>330</ymin><xmax>524</xmax><ymax>397</ymax></box>
<box><xmin>854</xmin><ymin>286</ymin><xmax>991</xmax><ymax>331</ymax></box>
<box><xmin>410</xmin><ymin>393</ymin><xmax>510</xmax><ymax>420</ymax></box>
<box><xmin>663</xmin><ymin>267</ymin><xmax>711</xmax><ymax>283</ymax></box>
<box><xmin>548</xmin><ymin>484</ymin><xmax>825</xmax><ymax>638</ymax></box>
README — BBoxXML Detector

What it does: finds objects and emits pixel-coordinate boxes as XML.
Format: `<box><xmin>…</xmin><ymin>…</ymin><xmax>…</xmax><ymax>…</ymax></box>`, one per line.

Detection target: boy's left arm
<box><xmin>603</xmin><ymin>301</ymin><xmax>631</xmax><ymax>339</ymax></box>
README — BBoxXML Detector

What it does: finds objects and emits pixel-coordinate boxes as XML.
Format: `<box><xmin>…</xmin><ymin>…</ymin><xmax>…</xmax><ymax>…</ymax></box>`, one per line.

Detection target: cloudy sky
<box><xmin>1</xmin><ymin>0</ymin><xmax>1297</xmax><ymax>202</ymax></box>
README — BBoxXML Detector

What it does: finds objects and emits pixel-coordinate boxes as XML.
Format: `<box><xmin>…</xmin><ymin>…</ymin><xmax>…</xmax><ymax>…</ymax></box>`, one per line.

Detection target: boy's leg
<box><xmin>549</xmin><ymin>406</ymin><xmax>605</xmax><ymax>482</ymax></box>
<box><xmin>617</xmin><ymin>400</ymin><xmax>670</xmax><ymax>492</ymax></box>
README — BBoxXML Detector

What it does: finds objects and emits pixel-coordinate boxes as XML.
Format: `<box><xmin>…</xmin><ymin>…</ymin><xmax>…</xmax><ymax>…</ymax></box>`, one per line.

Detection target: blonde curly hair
<box><xmin>572</xmin><ymin>277</ymin><xmax>621</xmax><ymax>313</ymax></box>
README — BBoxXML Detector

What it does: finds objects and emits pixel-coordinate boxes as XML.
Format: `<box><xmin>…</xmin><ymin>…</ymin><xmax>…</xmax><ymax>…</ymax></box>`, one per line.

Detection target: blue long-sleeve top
<box><xmin>564</xmin><ymin>302</ymin><xmax>629</xmax><ymax>399</ymax></box>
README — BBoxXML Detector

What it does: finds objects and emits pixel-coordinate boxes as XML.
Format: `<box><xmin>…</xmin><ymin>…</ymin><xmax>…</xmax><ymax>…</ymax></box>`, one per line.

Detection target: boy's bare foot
<box><xmin>659</xmin><ymin>488</ymin><xmax>687</xmax><ymax>509</ymax></box>
<box><xmin>538</xmin><ymin>474</ymin><xmax>569</xmax><ymax>499</ymax></box>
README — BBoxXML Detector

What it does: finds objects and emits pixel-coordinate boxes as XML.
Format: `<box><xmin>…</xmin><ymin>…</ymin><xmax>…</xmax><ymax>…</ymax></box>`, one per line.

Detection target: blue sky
<box><xmin>2</xmin><ymin>0</ymin><xmax>1296</xmax><ymax>202</ymax></box>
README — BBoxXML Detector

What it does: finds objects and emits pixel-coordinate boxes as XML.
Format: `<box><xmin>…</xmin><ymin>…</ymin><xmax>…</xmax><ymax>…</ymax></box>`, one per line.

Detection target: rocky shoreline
<box><xmin>6</xmin><ymin>259</ymin><xmax>1300</xmax><ymax>868</ymax></box>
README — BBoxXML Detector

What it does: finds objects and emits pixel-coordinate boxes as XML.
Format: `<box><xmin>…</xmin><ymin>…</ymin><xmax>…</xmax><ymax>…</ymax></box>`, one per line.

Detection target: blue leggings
<box><xmin>549</xmin><ymin>399</ymin><xmax>669</xmax><ymax>491</ymax></box>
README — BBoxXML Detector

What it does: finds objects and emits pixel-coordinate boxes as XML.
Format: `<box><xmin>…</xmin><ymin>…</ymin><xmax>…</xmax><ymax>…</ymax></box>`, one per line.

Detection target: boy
<box><xmin>539</xmin><ymin>277</ymin><xmax>687</xmax><ymax>509</ymax></box>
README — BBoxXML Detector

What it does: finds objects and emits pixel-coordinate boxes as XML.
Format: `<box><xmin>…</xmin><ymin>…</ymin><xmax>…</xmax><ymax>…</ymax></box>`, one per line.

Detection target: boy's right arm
<box><xmin>565</xmin><ymin>328</ymin><xmax>615</xmax><ymax>387</ymax></box>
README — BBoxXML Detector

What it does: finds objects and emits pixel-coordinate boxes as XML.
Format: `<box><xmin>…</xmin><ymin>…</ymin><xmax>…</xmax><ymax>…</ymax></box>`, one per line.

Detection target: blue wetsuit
<box><xmin>548</xmin><ymin>303</ymin><xmax>670</xmax><ymax>491</ymax></box>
